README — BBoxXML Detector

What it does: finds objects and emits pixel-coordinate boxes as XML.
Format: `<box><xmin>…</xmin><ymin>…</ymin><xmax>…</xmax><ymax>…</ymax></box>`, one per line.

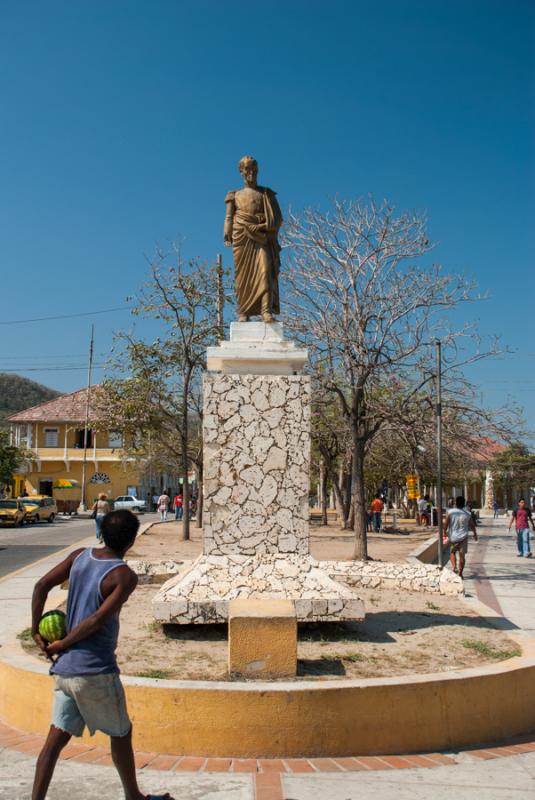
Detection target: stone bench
<box><xmin>228</xmin><ymin>598</ymin><xmax>297</xmax><ymax>679</ymax></box>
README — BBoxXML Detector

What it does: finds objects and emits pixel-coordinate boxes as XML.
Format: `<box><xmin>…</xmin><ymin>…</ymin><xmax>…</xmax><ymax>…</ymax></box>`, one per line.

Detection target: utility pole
<box><xmin>216</xmin><ymin>253</ymin><xmax>224</xmax><ymax>341</ymax></box>
<box><xmin>435</xmin><ymin>339</ymin><xmax>444</xmax><ymax>568</ymax></box>
<box><xmin>78</xmin><ymin>325</ymin><xmax>94</xmax><ymax>513</ymax></box>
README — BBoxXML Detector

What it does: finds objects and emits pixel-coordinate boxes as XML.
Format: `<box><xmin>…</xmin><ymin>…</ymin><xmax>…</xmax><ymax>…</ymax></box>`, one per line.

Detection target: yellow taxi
<box><xmin>0</xmin><ymin>499</ymin><xmax>26</xmax><ymax>527</ymax></box>
<box><xmin>21</xmin><ymin>495</ymin><xmax>57</xmax><ymax>524</ymax></box>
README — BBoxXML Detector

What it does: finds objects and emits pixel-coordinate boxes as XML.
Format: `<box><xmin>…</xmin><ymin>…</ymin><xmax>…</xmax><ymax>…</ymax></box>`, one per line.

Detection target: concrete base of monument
<box><xmin>151</xmin><ymin>553</ymin><xmax>365</xmax><ymax>624</ymax></box>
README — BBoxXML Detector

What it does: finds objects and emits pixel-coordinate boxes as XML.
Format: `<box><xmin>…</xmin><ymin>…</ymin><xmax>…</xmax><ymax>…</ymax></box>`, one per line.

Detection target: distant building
<box><xmin>6</xmin><ymin>387</ymin><xmax>163</xmax><ymax>508</ymax></box>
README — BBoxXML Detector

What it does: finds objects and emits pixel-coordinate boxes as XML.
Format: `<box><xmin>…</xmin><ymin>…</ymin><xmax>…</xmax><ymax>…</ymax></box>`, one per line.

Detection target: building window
<box><xmin>108</xmin><ymin>431</ymin><xmax>123</xmax><ymax>448</ymax></box>
<box><xmin>90</xmin><ymin>472</ymin><xmax>111</xmax><ymax>485</ymax></box>
<box><xmin>44</xmin><ymin>428</ymin><xmax>59</xmax><ymax>448</ymax></box>
<box><xmin>74</xmin><ymin>429</ymin><xmax>93</xmax><ymax>448</ymax></box>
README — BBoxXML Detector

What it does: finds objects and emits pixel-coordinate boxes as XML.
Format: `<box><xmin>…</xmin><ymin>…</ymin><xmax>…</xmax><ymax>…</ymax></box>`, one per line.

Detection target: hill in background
<box><xmin>0</xmin><ymin>373</ymin><xmax>61</xmax><ymax>424</ymax></box>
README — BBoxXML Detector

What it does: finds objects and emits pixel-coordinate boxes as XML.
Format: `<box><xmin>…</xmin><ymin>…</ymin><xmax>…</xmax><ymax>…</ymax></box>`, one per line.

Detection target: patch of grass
<box><xmin>323</xmin><ymin>652</ymin><xmax>368</xmax><ymax>663</ymax></box>
<box><xmin>425</xmin><ymin>601</ymin><xmax>440</xmax><ymax>611</ymax></box>
<box><xmin>17</xmin><ymin>627</ymin><xmax>33</xmax><ymax>641</ymax></box>
<box><xmin>342</xmin><ymin>652</ymin><xmax>366</xmax><ymax>663</ymax></box>
<box><xmin>299</xmin><ymin>622</ymin><xmax>358</xmax><ymax>643</ymax></box>
<box><xmin>462</xmin><ymin>640</ymin><xmax>521</xmax><ymax>660</ymax></box>
<box><xmin>135</xmin><ymin>668</ymin><xmax>172</xmax><ymax>680</ymax></box>
<box><xmin>144</xmin><ymin>621</ymin><xmax>161</xmax><ymax>635</ymax></box>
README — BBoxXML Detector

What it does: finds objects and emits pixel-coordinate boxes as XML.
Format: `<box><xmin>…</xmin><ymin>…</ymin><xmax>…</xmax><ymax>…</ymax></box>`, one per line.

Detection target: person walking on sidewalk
<box><xmin>445</xmin><ymin>495</ymin><xmax>478</xmax><ymax>577</ymax></box>
<box><xmin>91</xmin><ymin>493</ymin><xmax>110</xmax><ymax>541</ymax></box>
<box><xmin>157</xmin><ymin>491</ymin><xmax>170</xmax><ymax>522</ymax></box>
<box><xmin>370</xmin><ymin>494</ymin><xmax>384</xmax><ymax>532</ymax></box>
<box><xmin>173</xmin><ymin>492</ymin><xmax>183</xmax><ymax>521</ymax></box>
<box><xmin>493</xmin><ymin>499</ymin><xmax>499</xmax><ymax>519</ymax></box>
<box><xmin>508</xmin><ymin>498</ymin><xmax>534</xmax><ymax>558</ymax></box>
<box><xmin>30</xmin><ymin>509</ymin><xmax>174</xmax><ymax>800</ymax></box>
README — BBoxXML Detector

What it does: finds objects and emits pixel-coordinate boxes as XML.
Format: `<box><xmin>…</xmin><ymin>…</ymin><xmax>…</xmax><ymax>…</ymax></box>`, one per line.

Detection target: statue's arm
<box><xmin>224</xmin><ymin>191</ymin><xmax>235</xmax><ymax>246</ymax></box>
<box><xmin>272</xmin><ymin>193</ymin><xmax>283</xmax><ymax>230</ymax></box>
<box><xmin>266</xmin><ymin>188</ymin><xmax>283</xmax><ymax>230</ymax></box>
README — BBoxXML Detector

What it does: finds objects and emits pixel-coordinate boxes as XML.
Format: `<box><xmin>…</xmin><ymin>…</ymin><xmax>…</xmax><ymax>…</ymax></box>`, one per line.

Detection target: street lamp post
<box><xmin>78</xmin><ymin>325</ymin><xmax>94</xmax><ymax>514</ymax></box>
<box><xmin>435</xmin><ymin>339</ymin><xmax>444</xmax><ymax>569</ymax></box>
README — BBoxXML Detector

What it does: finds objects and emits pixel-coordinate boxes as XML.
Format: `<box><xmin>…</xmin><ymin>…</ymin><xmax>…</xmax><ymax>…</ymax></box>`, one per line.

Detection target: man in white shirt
<box><xmin>445</xmin><ymin>495</ymin><xmax>478</xmax><ymax>577</ymax></box>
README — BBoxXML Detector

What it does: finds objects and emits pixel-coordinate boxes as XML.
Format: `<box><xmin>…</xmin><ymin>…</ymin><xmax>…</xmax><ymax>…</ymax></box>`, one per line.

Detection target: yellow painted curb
<box><xmin>1</xmin><ymin>632</ymin><xmax>535</xmax><ymax>757</ymax></box>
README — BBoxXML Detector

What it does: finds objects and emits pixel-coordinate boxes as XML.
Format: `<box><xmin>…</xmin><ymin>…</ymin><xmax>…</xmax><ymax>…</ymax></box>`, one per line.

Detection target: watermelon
<box><xmin>39</xmin><ymin>610</ymin><xmax>67</xmax><ymax>643</ymax></box>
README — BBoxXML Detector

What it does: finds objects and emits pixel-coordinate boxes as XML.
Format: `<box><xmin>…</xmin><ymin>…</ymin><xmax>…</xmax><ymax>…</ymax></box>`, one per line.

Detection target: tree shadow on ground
<box><xmin>162</xmin><ymin>623</ymin><xmax>227</xmax><ymax>641</ymax></box>
<box><xmin>297</xmin><ymin>658</ymin><xmax>346</xmax><ymax>677</ymax></box>
<box><xmin>299</xmin><ymin>611</ymin><xmax>518</xmax><ymax>646</ymax></box>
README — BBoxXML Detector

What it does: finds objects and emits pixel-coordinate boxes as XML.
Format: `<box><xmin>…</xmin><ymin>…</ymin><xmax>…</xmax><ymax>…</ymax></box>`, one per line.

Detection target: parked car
<box><xmin>112</xmin><ymin>495</ymin><xmax>146</xmax><ymax>513</ymax></box>
<box><xmin>21</xmin><ymin>495</ymin><xmax>57</xmax><ymax>524</ymax></box>
<box><xmin>0</xmin><ymin>499</ymin><xmax>26</xmax><ymax>527</ymax></box>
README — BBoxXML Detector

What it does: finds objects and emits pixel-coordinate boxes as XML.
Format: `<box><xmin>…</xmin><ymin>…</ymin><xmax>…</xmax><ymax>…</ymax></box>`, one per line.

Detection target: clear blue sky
<box><xmin>1</xmin><ymin>1</ymin><xmax>534</xmax><ymax>427</ymax></box>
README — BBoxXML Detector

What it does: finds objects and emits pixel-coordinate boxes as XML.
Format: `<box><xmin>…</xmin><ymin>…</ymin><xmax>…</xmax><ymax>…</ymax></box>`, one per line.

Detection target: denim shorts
<box><xmin>52</xmin><ymin>673</ymin><xmax>131</xmax><ymax>738</ymax></box>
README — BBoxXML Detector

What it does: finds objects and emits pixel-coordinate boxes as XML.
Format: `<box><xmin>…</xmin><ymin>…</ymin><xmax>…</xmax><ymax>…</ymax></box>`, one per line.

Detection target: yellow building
<box><xmin>7</xmin><ymin>387</ymin><xmax>142</xmax><ymax>509</ymax></box>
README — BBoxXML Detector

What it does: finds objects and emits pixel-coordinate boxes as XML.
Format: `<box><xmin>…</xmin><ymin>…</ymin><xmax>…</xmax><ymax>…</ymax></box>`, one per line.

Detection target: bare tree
<box><xmin>97</xmin><ymin>250</ymin><xmax>223</xmax><ymax>539</ymax></box>
<box><xmin>283</xmin><ymin>197</ymin><xmax>504</xmax><ymax>559</ymax></box>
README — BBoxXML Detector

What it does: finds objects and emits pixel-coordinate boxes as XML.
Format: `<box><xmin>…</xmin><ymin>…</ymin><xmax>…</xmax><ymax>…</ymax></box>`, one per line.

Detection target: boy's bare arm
<box><xmin>31</xmin><ymin>548</ymin><xmax>85</xmax><ymax>654</ymax></box>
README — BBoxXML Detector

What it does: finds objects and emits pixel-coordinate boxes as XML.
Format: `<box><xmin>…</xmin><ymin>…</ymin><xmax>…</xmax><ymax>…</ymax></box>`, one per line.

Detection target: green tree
<box><xmin>0</xmin><ymin>428</ymin><xmax>24</xmax><ymax>491</ymax></box>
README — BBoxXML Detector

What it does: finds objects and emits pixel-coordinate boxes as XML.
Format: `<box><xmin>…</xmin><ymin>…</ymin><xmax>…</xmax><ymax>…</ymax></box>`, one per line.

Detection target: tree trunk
<box><xmin>352</xmin><ymin>436</ymin><xmax>368</xmax><ymax>560</ymax></box>
<box><xmin>342</xmin><ymin>471</ymin><xmax>352</xmax><ymax>529</ymax></box>
<box><xmin>328</xmin><ymin>464</ymin><xmax>345</xmax><ymax>525</ymax></box>
<box><xmin>181</xmin><ymin>393</ymin><xmax>190</xmax><ymax>541</ymax></box>
<box><xmin>320</xmin><ymin>462</ymin><xmax>328</xmax><ymax>526</ymax></box>
<box><xmin>194</xmin><ymin>460</ymin><xmax>203</xmax><ymax>528</ymax></box>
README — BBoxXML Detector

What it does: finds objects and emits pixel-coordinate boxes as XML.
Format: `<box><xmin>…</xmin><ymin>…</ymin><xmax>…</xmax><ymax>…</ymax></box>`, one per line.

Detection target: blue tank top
<box><xmin>52</xmin><ymin>548</ymin><xmax>127</xmax><ymax>676</ymax></box>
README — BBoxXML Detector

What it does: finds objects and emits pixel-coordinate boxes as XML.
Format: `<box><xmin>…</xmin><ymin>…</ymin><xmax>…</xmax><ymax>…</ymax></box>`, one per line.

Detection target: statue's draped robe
<box><xmin>225</xmin><ymin>186</ymin><xmax>282</xmax><ymax>316</ymax></box>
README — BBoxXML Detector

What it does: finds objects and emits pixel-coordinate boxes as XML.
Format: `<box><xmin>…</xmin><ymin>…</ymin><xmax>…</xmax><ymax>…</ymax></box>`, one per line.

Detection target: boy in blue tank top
<box><xmin>30</xmin><ymin>509</ymin><xmax>174</xmax><ymax>800</ymax></box>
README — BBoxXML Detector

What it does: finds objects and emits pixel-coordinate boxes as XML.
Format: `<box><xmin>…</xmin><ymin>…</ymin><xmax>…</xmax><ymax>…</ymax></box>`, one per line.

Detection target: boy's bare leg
<box><xmin>32</xmin><ymin>725</ymin><xmax>71</xmax><ymax>800</ymax></box>
<box><xmin>111</xmin><ymin>726</ymin><xmax>173</xmax><ymax>800</ymax></box>
<box><xmin>449</xmin><ymin>549</ymin><xmax>457</xmax><ymax>573</ymax></box>
<box><xmin>458</xmin><ymin>550</ymin><xmax>466</xmax><ymax>578</ymax></box>
<box><xmin>111</xmin><ymin>727</ymin><xmax>146</xmax><ymax>800</ymax></box>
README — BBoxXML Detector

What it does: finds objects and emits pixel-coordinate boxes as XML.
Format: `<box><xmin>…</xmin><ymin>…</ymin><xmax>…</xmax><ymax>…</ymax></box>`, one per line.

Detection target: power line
<box><xmin>0</xmin><ymin>353</ymin><xmax>107</xmax><ymax>361</ymax></box>
<box><xmin>0</xmin><ymin>306</ymin><xmax>131</xmax><ymax>325</ymax></box>
<box><xmin>0</xmin><ymin>365</ymin><xmax>106</xmax><ymax>372</ymax></box>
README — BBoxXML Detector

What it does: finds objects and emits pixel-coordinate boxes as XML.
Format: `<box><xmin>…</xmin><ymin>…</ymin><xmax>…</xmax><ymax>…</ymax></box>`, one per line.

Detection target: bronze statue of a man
<box><xmin>224</xmin><ymin>156</ymin><xmax>283</xmax><ymax>323</ymax></box>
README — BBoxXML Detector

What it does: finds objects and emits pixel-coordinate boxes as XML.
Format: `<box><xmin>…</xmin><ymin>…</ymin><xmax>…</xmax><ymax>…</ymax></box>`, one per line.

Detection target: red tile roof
<box><xmin>471</xmin><ymin>437</ymin><xmax>508</xmax><ymax>463</ymax></box>
<box><xmin>6</xmin><ymin>386</ymin><xmax>101</xmax><ymax>423</ymax></box>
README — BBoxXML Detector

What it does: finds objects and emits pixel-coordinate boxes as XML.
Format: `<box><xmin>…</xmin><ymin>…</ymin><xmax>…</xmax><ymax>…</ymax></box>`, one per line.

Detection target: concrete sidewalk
<box><xmin>0</xmin><ymin>516</ymin><xmax>534</xmax><ymax>799</ymax></box>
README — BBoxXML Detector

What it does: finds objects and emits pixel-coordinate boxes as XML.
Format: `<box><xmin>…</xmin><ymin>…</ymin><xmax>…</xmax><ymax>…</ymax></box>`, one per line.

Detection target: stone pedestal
<box><xmin>228</xmin><ymin>599</ymin><xmax>297</xmax><ymax>678</ymax></box>
<box><xmin>152</xmin><ymin>322</ymin><xmax>364</xmax><ymax>625</ymax></box>
<box><xmin>203</xmin><ymin>373</ymin><xmax>310</xmax><ymax>557</ymax></box>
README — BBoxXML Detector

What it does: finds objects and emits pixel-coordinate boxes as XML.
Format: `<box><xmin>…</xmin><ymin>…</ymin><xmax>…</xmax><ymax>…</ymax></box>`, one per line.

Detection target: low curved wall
<box><xmin>2</xmin><ymin>633</ymin><xmax>535</xmax><ymax>757</ymax></box>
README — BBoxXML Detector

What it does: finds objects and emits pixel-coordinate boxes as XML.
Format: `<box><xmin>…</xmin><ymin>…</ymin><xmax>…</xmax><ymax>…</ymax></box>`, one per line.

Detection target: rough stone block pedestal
<box><xmin>228</xmin><ymin>599</ymin><xmax>297</xmax><ymax>678</ymax></box>
<box><xmin>152</xmin><ymin>322</ymin><xmax>364</xmax><ymax>625</ymax></box>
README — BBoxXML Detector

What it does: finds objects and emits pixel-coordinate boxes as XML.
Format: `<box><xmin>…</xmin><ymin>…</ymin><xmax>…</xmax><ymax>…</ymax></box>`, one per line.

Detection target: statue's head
<box><xmin>239</xmin><ymin>155</ymin><xmax>258</xmax><ymax>185</ymax></box>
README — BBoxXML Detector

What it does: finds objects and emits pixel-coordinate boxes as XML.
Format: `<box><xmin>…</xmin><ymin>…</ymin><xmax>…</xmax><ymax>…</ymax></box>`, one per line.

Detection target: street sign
<box><xmin>406</xmin><ymin>474</ymin><xmax>419</xmax><ymax>500</ymax></box>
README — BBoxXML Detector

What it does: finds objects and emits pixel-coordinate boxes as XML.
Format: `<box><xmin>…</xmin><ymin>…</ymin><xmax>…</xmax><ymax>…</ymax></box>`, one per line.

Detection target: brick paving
<box><xmin>2</xmin><ymin>718</ymin><xmax>535</xmax><ymax>777</ymax></box>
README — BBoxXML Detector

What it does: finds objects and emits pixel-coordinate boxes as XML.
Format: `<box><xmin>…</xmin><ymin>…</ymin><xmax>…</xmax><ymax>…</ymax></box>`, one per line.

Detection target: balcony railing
<box><xmin>29</xmin><ymin>447</ymin><xmax>122</xmax><ymax>461</ymax></box>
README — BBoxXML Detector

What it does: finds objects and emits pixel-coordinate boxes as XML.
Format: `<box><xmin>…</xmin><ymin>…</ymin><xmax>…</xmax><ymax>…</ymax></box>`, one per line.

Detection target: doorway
<box><xmin>39</xmin><ymin>480</ymin><xmax>53</xmax><ymax>497</ymax></box>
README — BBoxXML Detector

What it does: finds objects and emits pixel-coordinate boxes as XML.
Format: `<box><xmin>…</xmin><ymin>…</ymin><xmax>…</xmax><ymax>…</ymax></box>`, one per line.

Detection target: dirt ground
<box><xmin>100</xmin><ymin>585</ymin><xmax>519</xmax><ymax>682</ymax></box>
<box><xmin>127</xmin><ymin>519</ymin><xmax>435</xmax><ymax>564</ymax></box>
<box><xmin>20</xmin><ymin>519</ymin><xmax>521</xmax><ymax>681</ymax></box>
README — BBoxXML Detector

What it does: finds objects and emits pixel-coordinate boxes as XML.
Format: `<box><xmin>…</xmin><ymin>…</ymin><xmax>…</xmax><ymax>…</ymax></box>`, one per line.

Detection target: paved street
<box><xmin>0</xmin><ymin>513</ymin><xmax>159</xmax><ymax>578</ymax></box>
